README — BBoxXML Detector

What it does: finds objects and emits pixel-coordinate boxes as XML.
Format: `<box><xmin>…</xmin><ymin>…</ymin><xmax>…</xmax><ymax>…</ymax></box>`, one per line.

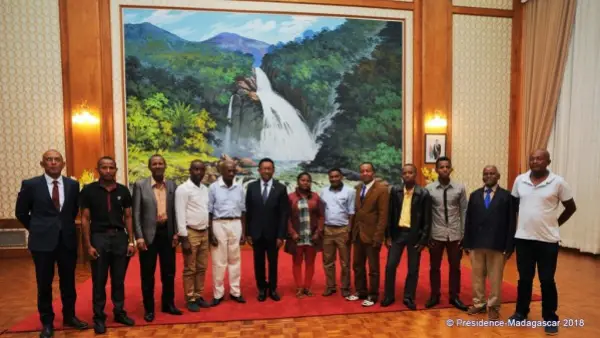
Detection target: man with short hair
<box><xmin>463</xmin><ymin>165</ymin><xmax>517</xmax><ymax>320</ymax></box>
<box><xmin>382</xmin><ymin>164</ymin><xmax>431</xmax><ymax>310</ymax></box>
<box><xmin>425</xmin><ymin>156</ymin><xmax>468</xmax><ymax>311</ymax></box>
<box><xmin>15</xmin><ymin>150</ymin><xmax>88</xmax><ymax>338</ymax></box>
<box><xmin>208</xmin><ymin>160</ymin><xmax>247</xmax><ymax>306</ymax></box>
<box><xmin>320</xmin><ymin>168</ymin><xmax>355</xmax><ymax>298</ymax></box>
<box><xmin>175</xmin><ymin>160</ymin><xmax>211</xmax><ymax>312</ymax></box>
<box><xmin>80</xmin><ymin>156</ymin><xmax>136</xmax><ymax>334</ymax></box>
<box><xmin>133</xmin><ymin>154</ymin><xmax>181</xmax><ymax>322</ymax></box>
<box><xmin>509</xmin><ymin>149</ymin><xmax>577</xmax><ymax>335</ymax></box>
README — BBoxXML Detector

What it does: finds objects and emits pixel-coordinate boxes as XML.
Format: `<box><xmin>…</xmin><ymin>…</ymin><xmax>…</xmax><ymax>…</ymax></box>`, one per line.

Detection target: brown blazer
<box><xmin>353</xmin><ymin>180</ymin><xmax>389</xmax><ymax>245</ymax></box>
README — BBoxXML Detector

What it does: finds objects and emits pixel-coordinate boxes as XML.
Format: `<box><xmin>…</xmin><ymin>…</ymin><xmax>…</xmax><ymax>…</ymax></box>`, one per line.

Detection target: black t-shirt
<box><xmin>80</xmin><ymin>181</ymin><xmax>132</xmax><ymax>231</ymax></box>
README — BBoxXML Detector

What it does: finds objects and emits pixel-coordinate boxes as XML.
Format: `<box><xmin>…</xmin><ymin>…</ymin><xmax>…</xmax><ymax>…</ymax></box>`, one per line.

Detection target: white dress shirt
<box><xmin>44</xmin><ymin>174</ymin><xmax>64</xmax><ymax>210</ymax></box>
<box><xmin>175</xmin><ymin>179</ymin><xmax>209</xmax><ymax>236</ymax></box>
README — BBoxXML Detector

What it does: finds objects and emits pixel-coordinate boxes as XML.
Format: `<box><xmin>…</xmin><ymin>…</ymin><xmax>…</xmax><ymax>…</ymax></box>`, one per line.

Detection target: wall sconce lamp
<box><xmin>72</xmin><ymin>101</ymin><xmax>100</xmax><ymax>126</ymax></box>
<box><xmin>426</xmin><ymin>110</ymin><xmax>448</xmax><ymax>129</ymax></box>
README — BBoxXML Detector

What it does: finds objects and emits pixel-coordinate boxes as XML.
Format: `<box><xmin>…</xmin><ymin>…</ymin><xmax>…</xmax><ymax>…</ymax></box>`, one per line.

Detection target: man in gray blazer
<box><xmin>133</xmin><ymin>154</ymin><xmax>182</xmax><ymax>322</ymax></box>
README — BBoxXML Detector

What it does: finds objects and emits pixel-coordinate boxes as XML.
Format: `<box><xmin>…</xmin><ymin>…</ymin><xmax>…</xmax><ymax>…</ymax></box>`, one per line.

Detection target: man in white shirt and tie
<box><xmin>175</xmin><ymin>160</ymin><xmax>211</xmax><ymax>312</ymax></box>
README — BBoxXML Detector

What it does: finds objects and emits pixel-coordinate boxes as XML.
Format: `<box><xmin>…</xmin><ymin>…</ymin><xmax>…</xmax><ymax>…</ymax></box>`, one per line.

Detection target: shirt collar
<box><xmin>435</xmin><ymin>179</ymin><xmax>453</xmax><ymax>189</ymax></box>
<box><xmin>151</xmin><ymin>177</ymin><xmax>165</xmax><ymax>188</ymax></box>
<box><xmin>328</xmin><ymin>183</ymin><xmax>344</xmax><ymax>191</ymax></box>
<box><xmin>261</xmin><ymin>178</ymin><xmax>273</xmax><ymax>187</ymax></box>
<box><xmin>404</xmin><ymin>186</ymin><xmax>415</xmax><ymax>195</ymax></box>
<box><xmin>523</xmin><ymin>170</ymin><xmax>557</xmax><ymax>186</ymax></box>
<box><xmin>218</xmin><ymin>176</ymin><xmax>238</xmax><ymax>188</ymax></box>
<box><xmin>484</xmin><ymin>184</ymin><xmax>498</xmax><ymax>192</ymax></box>
<box><xmin>364</xmin><ymin>180</ymin><xmax>375</xmax><ymax>189</ymax></box>
<box><xmin>44</xmin><ymin>174</ymin><xmax>63</xmax><ymax>185</ymax></box>
<box><xmin>187</xmin><ymin>178</ymin><xmax>204</xmax><ymax>189</ymax></box>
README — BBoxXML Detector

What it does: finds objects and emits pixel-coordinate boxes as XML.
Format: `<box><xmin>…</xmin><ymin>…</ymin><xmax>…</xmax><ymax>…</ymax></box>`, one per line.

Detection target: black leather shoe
<box><xmin>161</xmin><ymin>304</ymin><xmax>183</xmax><ymax>315</ymax></box>
<box><xmin>425</xmin><ymin>295</ymin><xmax>440</xmax><ymax>309</ymax></box>
<box><xmin>403</xmin><ymin>298</ymin><xmax>417</xmax><ymax>310</ymax></box>
<box><xmin>143</xmin><ymin>312</ymin><xmax>155</xmax><ymax>322</ymax></box>
<box><xmin>196</xmin><ymin>297</ymin><xmax>211</xmax><ymax>308</ymax></box>
<box><xmin>63</xmin><ymin>316</ymin><xmax>88</xmax><ymax>330</ymax></box>
<box><xmin>230</xmin><ymin>294</ymin><xmax>247</xmax><ymax>303</ymax></box>
<box><xmin>114</xmin><ymin>314</ymin><xmax>135</xmax><ymax>326</ymax></box>
<box><xmin>93</xmin><ymin>320</ymin><xmax>106</xmax><ymax>334</ymax></box>
<box><xmin>258</xmin><ymin>289</ymin><xmax>267</xmax><ymax>302</ymax></box>
<box><xmin>211</xmin><ymin>297</ymin><xmax>223</xmax><ymax>307</ymax></box>
<box><xmin>40</xmin><ymin>325</ymin><xmax>54</xmax><ymax>338</ymax></box>
<box><xmin>450</xmin><ymin>298</ymin><xmax>468</xmax><ymax>311</ymax></box>
<box><xmin>269</xmin><ymin>290</ymin><xmax>281</xmax><ymax>301</ymax></box>
<box><xmin>508</xmin><ymin>312</ymin><xmax>527</xmax><ymax>321</ymax></box>
<box><xmin>380</xmin><ymin>297</ymin><xmax>395</xmax><ymax>307</ymax></box>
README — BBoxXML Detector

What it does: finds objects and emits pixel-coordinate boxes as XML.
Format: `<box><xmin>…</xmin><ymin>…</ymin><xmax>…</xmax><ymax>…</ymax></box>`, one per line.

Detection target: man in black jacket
<box><xmin>245</xmin><ymin>158</ymin><xmax>290</xmax><ymax>302</ymax></box>
<box><xmin>463</xmin><ymin>165</ymin><xmax>517</xmax><ymax>320</ymax></box>
<box><xmin>381</xmin><ymin>164</ymin><xmax>431</xmax><ymax>310</ymax></box>
<box><xmin>15</xmin><ymin>150</ymin><xmax>88</xmax><ymax>338</ymax></box>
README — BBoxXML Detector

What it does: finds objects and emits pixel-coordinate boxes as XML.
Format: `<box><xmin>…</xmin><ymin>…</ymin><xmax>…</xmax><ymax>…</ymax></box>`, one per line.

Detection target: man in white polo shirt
<box><xmin>509</xmin><ymin>149</ymin><xmax>577</xmax><ymax>336</ymax></box>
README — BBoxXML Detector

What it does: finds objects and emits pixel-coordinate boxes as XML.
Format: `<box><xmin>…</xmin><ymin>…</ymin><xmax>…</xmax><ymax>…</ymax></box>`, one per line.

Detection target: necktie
<box><xmin>52</xmin><ymin>180</ymin><xmax>60</xmax><ymax>210</ymax></box>
<box><xmin>443</xmin><ymin>187</ymin><xmax>449</xmax><ymax>224</ymax></box>
<box><xmin>262</xmin><ymin>182</ymin><xmax>269</xmax><ymax>203</ymax></box>
<box><xmin>484</xmin><ymin>188</ymin><xmax>492</xmax><ymax>209</ymax></box>
<box><xmin>360</xmin><ymin>185</ymin><xmax>366</xmax><ymax>202</ymax></box>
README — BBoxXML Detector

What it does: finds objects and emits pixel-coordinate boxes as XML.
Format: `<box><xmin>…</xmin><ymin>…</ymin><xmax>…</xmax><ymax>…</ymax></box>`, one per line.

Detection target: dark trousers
<box><xmin>90</xmin><ymin>230</ymin><xmax>129</xmax><ymax>321</ymax></box>
<box><xmin>139</xmin><ymin>226</ymin><xmax>175</xmax><ymax>312</ymax></box>
<box><xmin>31</xmin><ymin>234</ymin><xmax>77</xmax><ymax>326</ymax></box>
<box><xmin>252</xmin><ymin>237</ymin><xmax>279</xmax><ymax>291</ymax></box>
<box><xmin>429</xmin><ymin>239</ymin><xmax>462</xmax><ymax>299</ymax></box>
<box><xmin>384</xmin><ymin>231</ymin><xmax>422</xmax><ymax>301</ymax></box>
<box><xmin>515</xmin><ymin>238</ymin><xmax>559</xmax><ymax>321</ymax></box>
<box><xmin>353</xmin><ymin>239</ymin><xmax>381</xmax><ymax>300</ymax></box>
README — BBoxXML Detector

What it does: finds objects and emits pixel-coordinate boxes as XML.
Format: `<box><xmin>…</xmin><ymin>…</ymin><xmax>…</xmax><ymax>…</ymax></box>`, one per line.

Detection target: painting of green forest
<box><xmin>123</xmin><ymin>9</ymin><xmax>404</xmax><ymax>189</ymax></box>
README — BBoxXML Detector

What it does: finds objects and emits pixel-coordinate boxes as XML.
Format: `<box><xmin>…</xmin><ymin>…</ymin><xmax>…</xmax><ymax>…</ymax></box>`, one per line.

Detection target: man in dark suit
<box><xmin>382</xmin><ymin>164</ymin><xmax>431</xmax><ymax>310</ymax></box>
<box><xmin>15</xmin><ymin>149</ymin><xmax>88</xmax><ymax>338</ymax></box>
<box><xmin>346</xmin><ymin>162</ymin><xmax>389</xmax><ymax>307</ymax></box>
<box><xmin>245</xmin><ymin>158</ymin><xmax>290</xmax><ymax>302</ymax></box>
<box><xmin>463</xmin><ymin>165</ymin><xmax>517</xmax><ymax>321</ymax></box>
<box><xmin>133</xmin><ymin>154</ymin><xmax>181</xmax><ymax>322</ymax></box>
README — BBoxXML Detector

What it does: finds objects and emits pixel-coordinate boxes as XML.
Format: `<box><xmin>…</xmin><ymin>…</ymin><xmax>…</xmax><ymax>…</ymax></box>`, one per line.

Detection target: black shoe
<box><xmin>449</xmin><ymin>298</ymin><xmax>468</xmax><ymax>312</ymax></box>
<box><xmin>143</xmin><ymin>312</ymin><xmax>155</xmax><ymax>322</ymax></box>
<box><xmin>230</xmin><ymin>294</ymin><xmax>247</xmax><ymax>303</ymax></box>
<box><xmin>322</xmin><ymin>289</ymin><xmax>337</xmax><ymax>297</ymax></box>
<box><xmin>403</xmin><ymin>298</ymin><xmax>417</xmax><ymax>310</ymax></box>
<box><xmin>63</xmin><ymin>316</ymin><xmax>88</xmax><ymax>330</ymax></box>
<box><xmin>39</xmin><ymin>325</ymin><xmax>53</xmax><ymax>338</ymax></box>
<box><xmin>186</xmin><ymin>301</ymin><xmax>200</xmax><ymax>312</ymax></box>
<box><xmin>161</xmin><ymin>304</ymin><xmax>182</xmax><ymax>315</ymax></box>
<box><xmin>425</xmin><ymin>295</ymin><xmax>440</xmax><ymax>309</ymax></box>
<box><xmin>114</xmin><ymin>314</ymin><xmax>135</xmax><ymax>326</ymax></box>
<box><xmin>258</xmin><ymin>289</ymin><xmax>267</xmax><ymax>302</ymax></box>
<box><xmin>93</xmin><ymin>320</ymin><xmax>106</xmax><ymax>334</ymax></box>
<box><xmin>508</xmin><ymin>312</ymin><xmax>527</xmax><ymax>322</ymax></box>
<box><xmin>380</xmin><ymin>297</ymin><xmax>395</xmax><ymax>307</ymax></box>
<box><xmin>211</xmin><ymin>297</ymin><xmax>224</xmax><ymax>307</ymax></box>
<box><xmin>196</xmin><ymin>297</ymin><xmax>211</xmax><ymax>308</ymax></box>
<box><xmin>269</xmin><ymin>290</ymin><xmax>281</xmax><ymax>301</ymax></box>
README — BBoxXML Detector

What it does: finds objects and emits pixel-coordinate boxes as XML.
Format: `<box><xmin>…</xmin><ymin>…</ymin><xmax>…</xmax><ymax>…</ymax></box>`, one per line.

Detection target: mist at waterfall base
<box><xmin>215</xmin><ymin>67</ymin><xmax>359</xmax><ymax>191</ymax></box>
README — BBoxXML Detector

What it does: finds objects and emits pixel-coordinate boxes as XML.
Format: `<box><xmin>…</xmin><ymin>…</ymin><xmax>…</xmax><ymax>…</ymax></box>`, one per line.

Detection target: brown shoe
<box><xmin>304</xmin><ymin>288</ymin><xmax>314</xmax><ymax>297</ymax></box>
<box><xmin>295</xmin><ymin>288</ymin><xmax>305</xmax><ymax>298</ymax></box>
<box><xmin>322</xmin><ymin>289</ymin><xmax>336</xmax><ymax>297</ymax></box>
<box><xmin>488</xmin><ymin>307</ymin><xmax>500</xmax><ymax>321</ymax></box>
<box><xmin>467</xmin><ymin>306</ymin><xmax>487</xmax><ymax>315</ymax></box>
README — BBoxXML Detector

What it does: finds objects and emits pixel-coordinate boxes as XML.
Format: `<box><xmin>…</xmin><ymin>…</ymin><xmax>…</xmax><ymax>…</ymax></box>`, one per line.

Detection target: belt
<box><xmin>92</xmin><ymin>227</ymin><xmax>124</xmax><ymax>234</ymax></box>
<box><xmin>325</xmin><ymin>224</ymin><xmax>347</xmax><ymax>227</ymax></box>
<box><xmin>215</xmin><ymin>217</ymin><xmax>241</xmax><ymax>220</ymax></box>
<box><xmin>187</xmin><ymin>226</ymin><xmax>208</xmax><ymax>232</ymax></box>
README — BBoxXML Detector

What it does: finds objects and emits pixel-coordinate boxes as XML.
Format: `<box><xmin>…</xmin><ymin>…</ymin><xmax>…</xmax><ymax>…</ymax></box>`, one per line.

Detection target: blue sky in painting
<box><xmin>123</xmin><ymin>9</ymin><xmax>347</xmax><ymax>44</ymax></box>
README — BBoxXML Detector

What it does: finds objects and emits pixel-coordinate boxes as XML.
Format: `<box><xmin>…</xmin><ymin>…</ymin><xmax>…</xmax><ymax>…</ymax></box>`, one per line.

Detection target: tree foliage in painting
<box><xmin>311</xmin><ymin>22</ymin><xmax>403</xmax><ymax>180</ymax></box>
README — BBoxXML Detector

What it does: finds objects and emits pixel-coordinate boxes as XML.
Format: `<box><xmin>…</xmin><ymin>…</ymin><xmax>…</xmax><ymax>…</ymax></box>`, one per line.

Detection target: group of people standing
<box><xmin>16</xmin><ymin>148</ymin><xmax>576</xmax><ymax>338</ymax></box>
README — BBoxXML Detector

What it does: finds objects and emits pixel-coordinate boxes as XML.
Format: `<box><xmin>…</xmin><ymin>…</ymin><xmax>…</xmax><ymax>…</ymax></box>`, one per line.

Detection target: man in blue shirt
<box><xmin>320</xmin><ymin>168</ymin><xmax>356</xmax><ymax>298</ymax></box>
<box><xmin>208</xmin><ymin>161</ymin><xmax>247</xmax><ymax>306</ymax></box>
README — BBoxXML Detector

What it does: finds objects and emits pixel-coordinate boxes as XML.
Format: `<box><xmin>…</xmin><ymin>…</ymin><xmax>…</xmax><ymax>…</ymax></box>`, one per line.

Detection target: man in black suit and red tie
<box><xmin>245</xmin><ymin>158</ymin><xmax>290</xmax><ymax>302</ymax></box>
<box><xmin>15</xmin><ymin>150</ymin><xmax>88</xmax><ymax>338</ymax></box>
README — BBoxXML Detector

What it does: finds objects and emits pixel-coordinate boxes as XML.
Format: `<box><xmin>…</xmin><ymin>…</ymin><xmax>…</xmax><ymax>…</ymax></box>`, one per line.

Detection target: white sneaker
<box><xmin>345</xmin><ymin>294</ymin><xmax>360</xmax><ymax>301</ymax></box>
<box><xmin>361</xmin><ymin>299</ymin><xmax>375</xmax><ymax>307</ymax></box>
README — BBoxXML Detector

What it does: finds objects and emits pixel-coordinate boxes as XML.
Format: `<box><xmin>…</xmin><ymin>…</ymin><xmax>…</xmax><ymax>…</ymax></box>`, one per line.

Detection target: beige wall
<box><xmin>453</xmin><ymin>0</ymin><xmax>513</xmax><ymax>10</ymax></box>
<box><xmin>0</xmin><ymin>0</ymin><xmax>65</xmax><ymax>218</ymax></box>
<box><xmin>451</xmin><ymin>14</ymin><xmax>512</xmax><ymax>192</ymax></box>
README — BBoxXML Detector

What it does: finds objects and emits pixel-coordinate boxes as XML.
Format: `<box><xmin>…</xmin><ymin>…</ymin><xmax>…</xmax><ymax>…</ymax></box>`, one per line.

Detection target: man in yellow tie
<box><xmin>381</xmin><ymin>164</ymin><xmax>432</xmax><ymax>310</ymax></box>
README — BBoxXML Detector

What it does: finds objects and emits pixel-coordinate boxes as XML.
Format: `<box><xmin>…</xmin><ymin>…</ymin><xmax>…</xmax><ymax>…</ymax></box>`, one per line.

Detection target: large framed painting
<box><xmin>110</xmin><ymin>1</ymin><xmax>413</xmax><ymax>190</ymax></box>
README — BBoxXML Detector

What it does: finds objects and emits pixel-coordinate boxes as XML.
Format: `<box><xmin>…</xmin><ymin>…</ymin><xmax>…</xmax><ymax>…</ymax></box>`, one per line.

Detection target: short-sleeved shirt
<box><xmin>208</xmin><ymin>177</ymin><xmax>246</xmax><ymax>219</ymax></box>
<box><xmin>512</xmin><ymin>170</ymin><xmax>573</xmax><ymax>243</ymax></box>
<box><xmin>320</xmin><ymin>184</ymin><xmax>355</xmax><ymax>226</ymax></box>
<box><xmin>80</xmin><ymin>181</ymin><xmax>132</xmax><ymax>231</ymax></box>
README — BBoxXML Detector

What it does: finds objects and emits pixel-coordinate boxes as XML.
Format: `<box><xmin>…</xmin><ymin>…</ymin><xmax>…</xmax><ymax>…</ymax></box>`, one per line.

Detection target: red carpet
<box><xmin>9</xmin><ymin>249</ymin><xmax>537</xmax><ymax>332</ymax></box>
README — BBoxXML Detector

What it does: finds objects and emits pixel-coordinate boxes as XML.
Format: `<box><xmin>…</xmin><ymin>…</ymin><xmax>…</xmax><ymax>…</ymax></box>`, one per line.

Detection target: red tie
<box><xmin>52</xmin><ymin>181</ymin><xmax>60</xmax><ymax>210</ymax></box>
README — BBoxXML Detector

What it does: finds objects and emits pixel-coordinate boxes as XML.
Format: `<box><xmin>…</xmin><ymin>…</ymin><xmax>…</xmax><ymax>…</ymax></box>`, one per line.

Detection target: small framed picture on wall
<box><xmin>425</xmin><ymin>134</ymin><xmax>446</xmax><ymax>164</ymax></box>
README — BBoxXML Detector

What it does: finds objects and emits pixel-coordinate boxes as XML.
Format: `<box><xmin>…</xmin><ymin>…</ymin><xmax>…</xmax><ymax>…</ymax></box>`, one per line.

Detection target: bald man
<box><xmin>15</xmin><ymin>150</ymin><xmax>88</xmax><ymax>338</ymax></box>
<box><xmin>509</xmin><ymin>149</ymin><xmax>577</xmax><ymax>335</ymax></box>
<box><xmin>208</xmin><ymin>161</ymin><xmax>247</xmax><ymax>306</ymax></box>
<box><xmin>463</xmin><ymin>165</ymin><xmax>517</xmax><ymax>320</ymax></box>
